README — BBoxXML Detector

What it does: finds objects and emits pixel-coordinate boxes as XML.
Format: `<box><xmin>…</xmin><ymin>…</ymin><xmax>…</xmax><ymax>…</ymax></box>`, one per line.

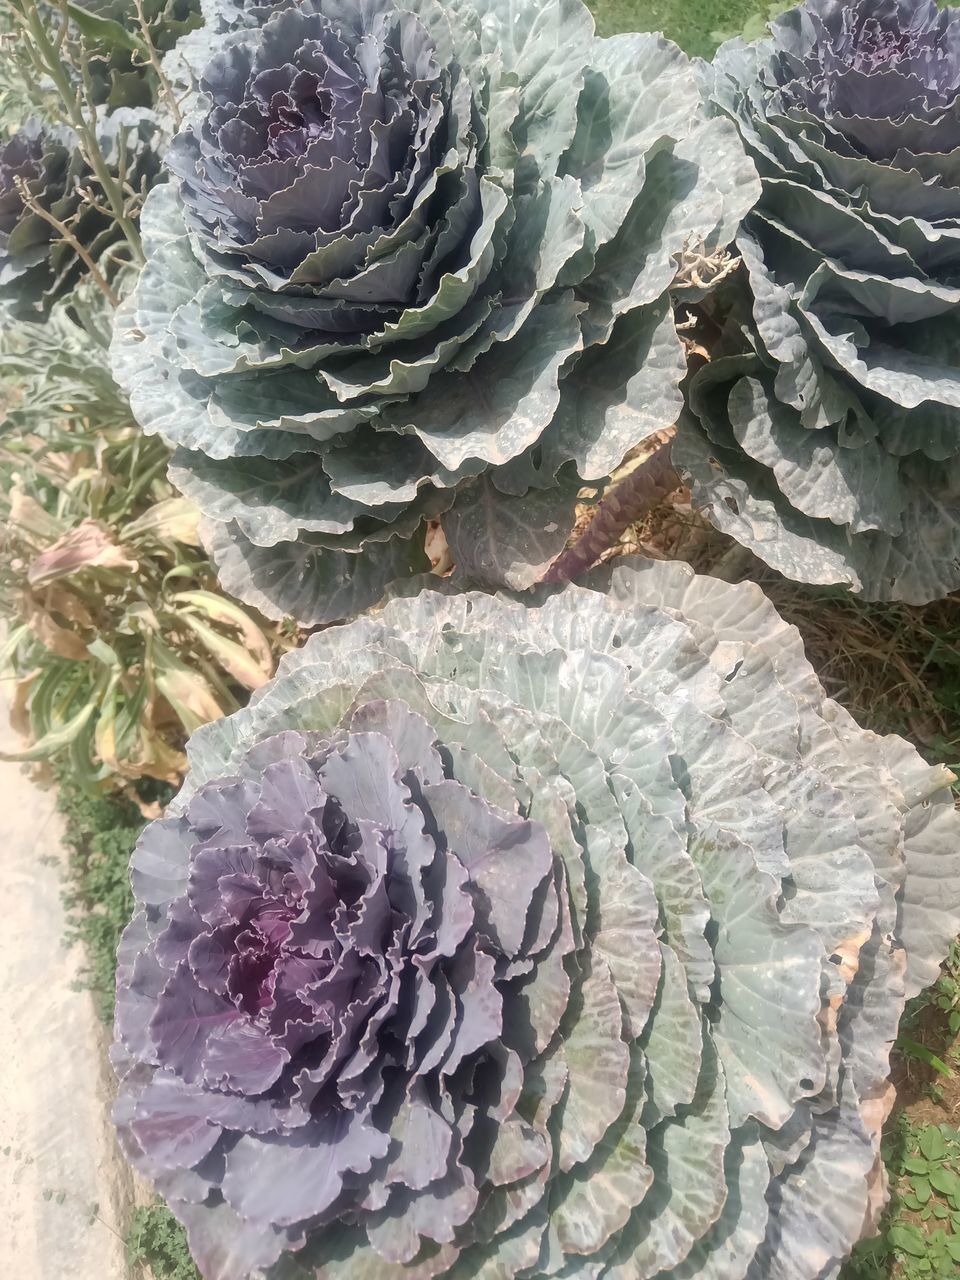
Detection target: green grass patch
<box><xmin>846</xmin><ymin>1116</ymin><xmax>960</xmax><ymax>1279</ymax></box>
<box><xmin>588</xmin><ymin>0</ymin><xmax>782</xmax><ymax>57</ymax></box>
<box><xmin>843</xmin><ymin>945</ymin><xmax>960</xmax><ymax>1279</ymax></box>
<box><xmin>55</xmin><ymin>767</ymin><xmax>167</xmax><ymax>1023</ymax></box>
<box><xmin>53</xmin><ymin>770</ymin><xmax>196</xmax><ymax>1278</ymax></box>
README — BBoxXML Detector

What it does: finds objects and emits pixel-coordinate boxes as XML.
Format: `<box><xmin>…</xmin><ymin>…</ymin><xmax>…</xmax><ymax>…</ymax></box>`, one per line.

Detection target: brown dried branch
<box><xmin>133</xmin><ymin>0</ymin><xmax>183</xmax><ymax>128</ymax></box>
<box><xmin>13</xmin><ymin>176</ymin><xmax>119</xmax><ymax>306</ymax></box>
<box><xmin>673</xmin><ymin>240</ymin><xmax>741</xmax><ymax>291</ymax></box>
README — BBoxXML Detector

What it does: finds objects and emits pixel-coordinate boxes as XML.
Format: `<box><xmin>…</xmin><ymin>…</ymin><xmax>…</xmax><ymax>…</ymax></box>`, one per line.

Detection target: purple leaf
<box><xmin>246</xmin><ymin>755</ymin><xmax>328</xmax><ymax>838</ymax></box>
<box><xmin>187</xmin><ymin>777</ymin><xmax>261</xmax><ymax>846</ymax></box>
<box><xmin>187</xmin><ymin>844</ymin><xmax>258</xmax><ymax>922</ymax></box>
<box><xmin>201</xmin><ymin>1018</ymin><xmax>289</xmax><ymax>1094</ymax></box>
<box><xmin>151</xmin><ymin>963</ymin><xmax>243</xmax><ymax>1083</ymax></box>
<box><xmin>131</xmin><ymin>817</ymin><xmax>193</xmax><ymax>908</ymax></box>
<box><xmin>422</xmin><ymin>781</ymin><xmax>554</xmax><ymax>957</ymax></box>
<box><xmin>221</xmin><ymin>1111</ymin><xmax>390</xmax><ymax>1227</ymax></box>
<box><xmin>173</xmin><ymin>1196</ymin><xmax>304</xmax><ymax>1280</ymax></box>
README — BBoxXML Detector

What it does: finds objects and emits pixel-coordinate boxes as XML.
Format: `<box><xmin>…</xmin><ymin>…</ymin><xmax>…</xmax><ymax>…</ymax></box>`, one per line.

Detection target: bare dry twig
<box><xmin>13</xmin><ymin>175</ymin><xmax>119</xmax><ymax>306</ymax></box>
<box><xmin>133</xmin><ymin>0</ymin><xmax>183</xmax><ymax>128</ymax></box>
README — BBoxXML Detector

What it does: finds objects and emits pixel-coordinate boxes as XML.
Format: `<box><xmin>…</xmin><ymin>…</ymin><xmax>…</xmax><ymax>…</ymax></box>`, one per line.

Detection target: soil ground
<box><xmin>0</xmin><ymin>687</ymin><xmax>133</xmax><ymax>1279</ymax></box>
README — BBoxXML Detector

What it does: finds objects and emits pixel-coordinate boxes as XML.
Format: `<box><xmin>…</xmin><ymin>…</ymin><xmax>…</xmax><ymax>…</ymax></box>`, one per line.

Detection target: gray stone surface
<box><xmin>0</xmin><ymin>689</ymin><xmax>133</xmax><ymax>1278</ymax></box>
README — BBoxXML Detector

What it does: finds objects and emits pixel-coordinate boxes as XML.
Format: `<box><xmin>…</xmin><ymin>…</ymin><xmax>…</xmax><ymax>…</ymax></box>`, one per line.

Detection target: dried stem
<box><xmin>14</xmin><ymin>177</ymin><xmax>119</xmax><ymax>307</ymax></box>
<box><xmin>12</xmin><ymin>0</ymin><xmax>144</xmax><ymax>265</ymax></box>
<box><xmin>543</xmin><ymin>436</ymin><xmax>680</xmax><ymax>584</ymax></box>
<box><xmin>133</xmin><ymin>0</ymin><xmax>183</xmax><ymax>129</ymax></box>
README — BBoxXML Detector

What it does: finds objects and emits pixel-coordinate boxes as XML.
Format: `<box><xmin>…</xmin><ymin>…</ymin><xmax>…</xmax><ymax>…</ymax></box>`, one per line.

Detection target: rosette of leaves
<box><xmin>161</xmin><ymin>0</ymin><xmax>291</xmax><ymax>111</ymax></box>
<box><xmin>112</xmin><ymin>557</ymin><xmax>960</xmax><ymax>1280</ymax></box>
<box><xmin>677</xmin><ymin>0</ymin><xmax>960</xmax><ymax>604</ymax></box>
<box><xmin>112</xmin><ymin>0</ymin><xmax>757</xmax><ymax>626</ymax></box>
<box><xmin>0</xmin><ymin>111</ymin><xmax>160</xmax><ymax>318</ymax></box>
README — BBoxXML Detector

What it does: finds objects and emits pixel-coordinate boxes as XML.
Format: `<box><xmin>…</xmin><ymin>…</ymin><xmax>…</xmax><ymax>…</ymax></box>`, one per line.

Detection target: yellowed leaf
<box><xmin>94</xmin><ymin>683</ymin><xmax>121</xmax><ymax>775</ymax></box>
<box><xmin>425</xmin><ymin>519</ymin><xmax>453</xmax><ymax>576</ymax></box>
<box><xmin>9</xmin><ymin>670</ymin><xmax>39</xmax><ymax>739</ymax></box>
<box><xmin>9</xmin><ymin>489</ymin><xmax>64</xmax><ymax>545</ymax></box>
<box><xmin>171</xmin><ymin>590</ymin><xmax>275</xmax><ymax>678</ymax></box>
<box><xmin>152</xmin><ymin>642</ymin><xmax>226</xmax><ymax>734</ymax></box>
<box><xmin>121</xmin><ymin>788</ymin><xmax>166</xmax><ymax>820</ymax></box>
<box><xmin>124</xmin><ymin>498</ymin><xmax>202</xmax><ymax>547</ymax></box>
<box><xmin>21</xmin><ymin>592</ymin><xmax>90</xmax><ymax>661</ymax></box>
<box><xmin>133</xmin><ymin>733</ymin><xmax>187</xmax><ymax>785</ymax></box>
<box><xmin>180</xmin><ymin>614</ymin><xmax>271</xmax><ymax>691</ymax></box>
<box><xmin>42</xmin><ymin>585</ymin><xmax>95</xmax><ymax>631</ymax></box>
<box><xmin>27</xmin><ymin>519</ymin><xmax>138</xmax><ymax>587</ymax></box>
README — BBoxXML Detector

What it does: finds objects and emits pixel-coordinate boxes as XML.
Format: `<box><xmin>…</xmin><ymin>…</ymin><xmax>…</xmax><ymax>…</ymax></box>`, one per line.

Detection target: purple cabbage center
<box><xmin>771</xmin><ymin>0</ymin><xmax>960</xmax><ymax>149</ymax></box>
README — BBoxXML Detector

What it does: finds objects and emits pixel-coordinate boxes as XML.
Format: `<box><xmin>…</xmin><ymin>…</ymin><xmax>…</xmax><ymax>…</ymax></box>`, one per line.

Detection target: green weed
<box><xmin>55</xmin><ymin>764</ymin><xmax>171</xmax><ymax>1020</ymax></box>
<box><xmin>53</xmin><ymin>770</ymin><xmax>194</xmax><ymax>1276</ymax></box>
<box><xmin>845</xmin><ymin>1118</ymin><xmax>960</xmax><ymax>1279</ymax></box>
<box><xmin>127</xmin><ymin>1201</ymin><xmax>201</xmax><ymax>1280</ymax></box>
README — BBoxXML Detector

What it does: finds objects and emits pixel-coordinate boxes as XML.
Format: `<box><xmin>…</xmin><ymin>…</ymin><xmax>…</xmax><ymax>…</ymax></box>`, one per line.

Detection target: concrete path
<box><xmin>0</xmin><ymin>688</ymin><xmax>133</xmax><ymax>1279</ymax></box>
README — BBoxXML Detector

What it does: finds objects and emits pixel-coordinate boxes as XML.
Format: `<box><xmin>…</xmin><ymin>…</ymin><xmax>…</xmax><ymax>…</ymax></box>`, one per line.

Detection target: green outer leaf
<box><xmin>637</xmin><ymin>943</ymin><xmax>703</xmax><ymax>1126</ymax></box>
<box><xmin>747</xmin><ymin>1083</ymin><xmax>875</xmax><ymax>1280</ymax></box>
<box><xmin>441</xmin><ymin>471</ymin><xmax>580</xmax><ymax>590</ymax></box>
<box><xmin>168</xmin><ymin>450</ymin><xmax>393</xmax><ymax>547</ymax></box>
<box><xmin>727</xmin><ymin>375</ymin><xmax>903</xmax><ymax>537</ymax></box>
<box><xmin>898</xmin><ymin>793</ymin><xmax>960</xmax><ymax>998</ymax></box>
<box><xmin>554</xmin><ymin>956</ymin><xmax>629</xmax><ymax>1174</ymax></box>
<box><xmin>549</xmin><ymin>1048</ymin><xmax>652</xmax><ymax>1256</ymax></box>
<box><xmin>201</xmin><ymin>518</ymin><xmax>430</xmax><ymax>627</ymax></box>
<box><xmin>690</xmin><ymin>828</ymin><xmax>824</xmax><ymax>1131</ymax></box>
<box><xmin>545</xmin><ymin>297</ymin><xmax>685</xmax><ymax>482</ymax></box>
<box><xmin>602</xmin><ymin>1044</ymin><xmax>729</xmax><ymax>1280</ymax></box>
<box><xmin>476</xmin><ymin>0</ymin><xmax>594</xmax><ymax>182</ymax></box>
<box><xmin>402</xmin><ymin>292</ymin><xmax>585</xmax><ymax>471</ymax></box>
<box><xmin>562</xmin><ymin>33</ymin><xmax>698</xmax><ymax>258</ymax></box>
<box><xmin>661</xmin><ymin>1134</ymin><xmax>770</xmax><ymax>1280</ymax></box>
<box><xmin>675</xmin><ymin>405</ymin><xmax>960</xmax><ymax>605</ymax></box>
<box><xmin>579</xmin><ymin>112</ymin><xmax>760</xmax><ymax>346</ymax></box>
<box><xmin>66</xmin><ymin>2</ymin><xmax>149</xmax><ymax>54</ymax></box>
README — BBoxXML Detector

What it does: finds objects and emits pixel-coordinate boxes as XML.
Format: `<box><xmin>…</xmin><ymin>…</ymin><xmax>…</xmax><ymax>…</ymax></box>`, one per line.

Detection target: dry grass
<box><xmin>750</xmin><ymin>580</ymin><xmax>959</xmax><ymax>769</ymax></box>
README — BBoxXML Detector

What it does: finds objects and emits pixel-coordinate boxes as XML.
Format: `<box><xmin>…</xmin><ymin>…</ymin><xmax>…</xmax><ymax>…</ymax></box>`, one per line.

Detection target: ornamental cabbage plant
<box><xmin>112</xmin><ymin>558</ymin><xmax>960</xmax><ymax>1280</ymax></box>
<box><xmin>678</xmin><ymin>0</ymin><xmax>960</xmax><ymax>603</ymax></box>
<box><xmin>112</xmin><ymin>0</ymin><xmax>757</xmax><ymax>625</ymax></box>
